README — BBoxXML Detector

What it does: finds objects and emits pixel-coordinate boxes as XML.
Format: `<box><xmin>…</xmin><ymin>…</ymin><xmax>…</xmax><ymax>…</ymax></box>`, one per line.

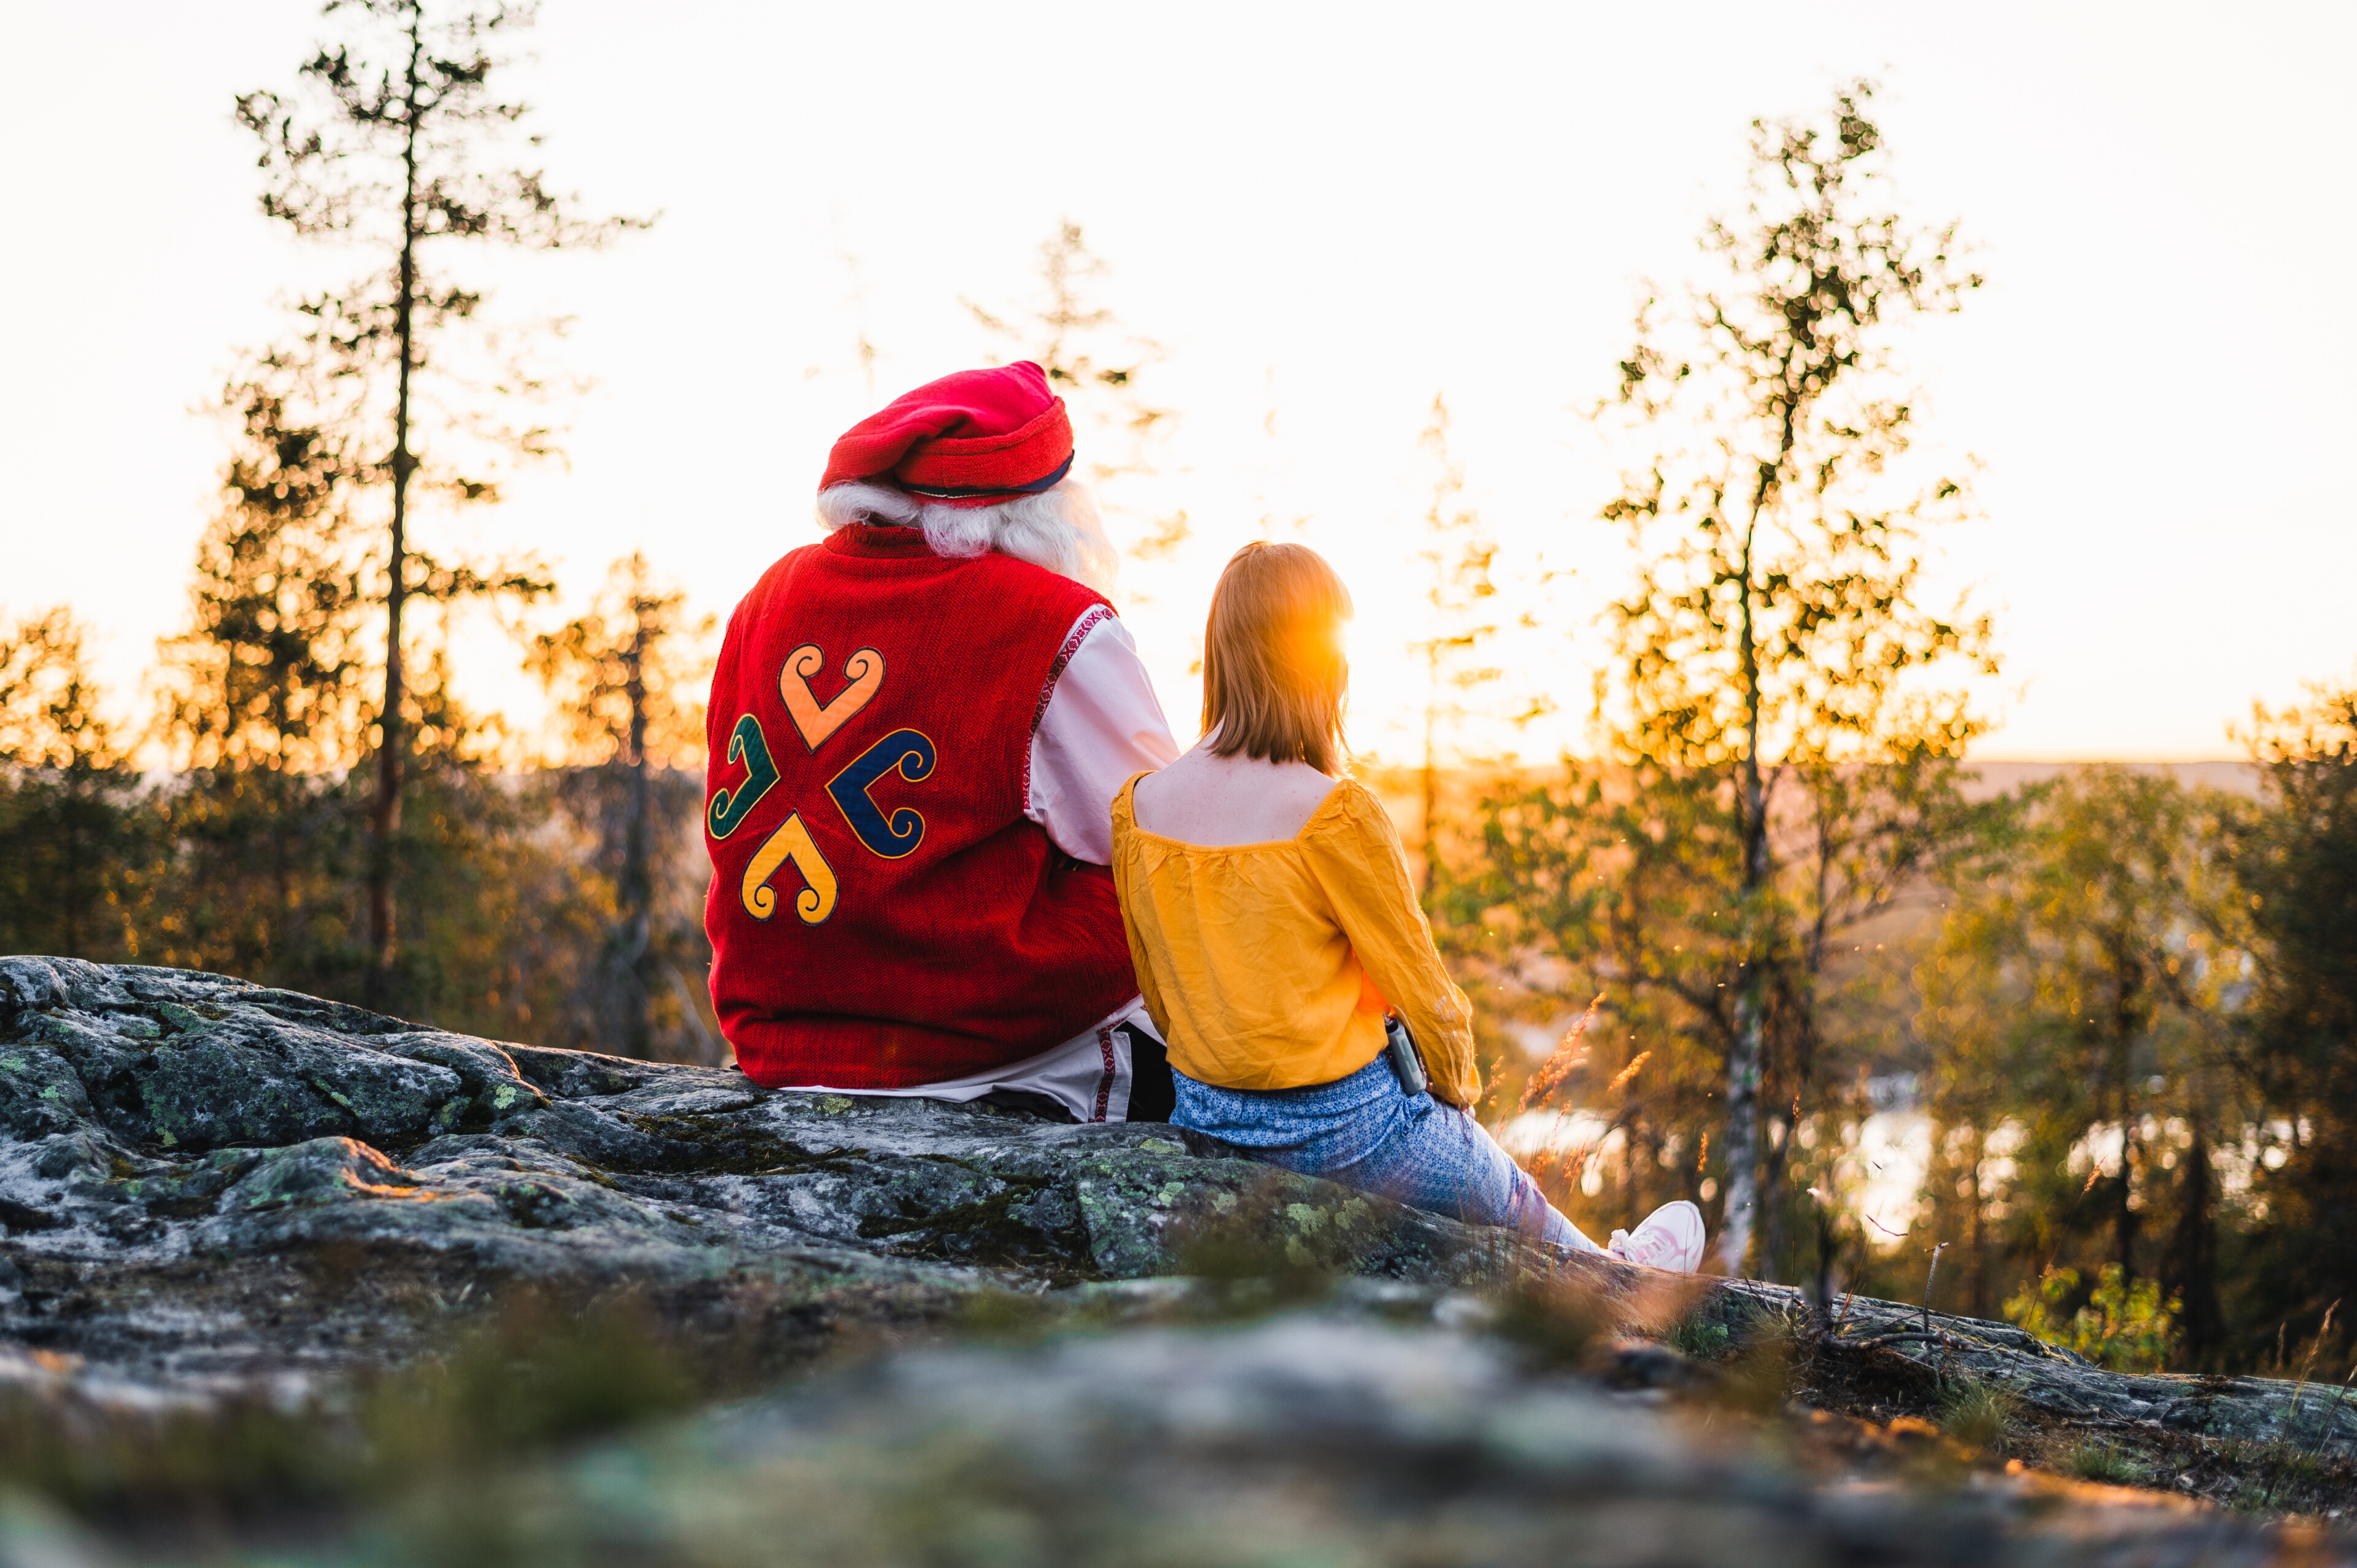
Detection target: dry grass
<box><xmin>1936</xmin><ymin>1378</ymin><xmax>2022</xmax><ymax>1453</ymax></box>
<box><xmin>2065</xmin><ymin>1440</ymin><xmax>2150</xmax><ymax>1486</ymax></box>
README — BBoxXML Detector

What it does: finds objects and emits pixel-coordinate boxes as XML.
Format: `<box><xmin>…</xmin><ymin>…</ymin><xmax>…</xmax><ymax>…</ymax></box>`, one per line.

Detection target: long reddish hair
<box><xmin>1201</xmin><ymin>542</ymin><xmax>1352</xmax><ymax>774</ymax></box>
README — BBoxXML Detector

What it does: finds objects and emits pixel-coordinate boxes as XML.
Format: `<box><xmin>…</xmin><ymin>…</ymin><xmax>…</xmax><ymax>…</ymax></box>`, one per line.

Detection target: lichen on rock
<box><xmin>1</xmin><ymin>956</ymin><xmax>2352</xmax><ymax>1564</ymax></box>
<box><xmin>0</xmin><ymin>956</ymin><xmax>1561</xmax><ymax>1396</ymax></box>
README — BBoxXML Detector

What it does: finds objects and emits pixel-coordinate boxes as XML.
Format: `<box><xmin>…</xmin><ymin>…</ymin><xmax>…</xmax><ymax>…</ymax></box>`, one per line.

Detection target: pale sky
<box><xmin>4</xmin><ymin>1</ymin><xmax>2352</xmax><ymax>763</ymax></box>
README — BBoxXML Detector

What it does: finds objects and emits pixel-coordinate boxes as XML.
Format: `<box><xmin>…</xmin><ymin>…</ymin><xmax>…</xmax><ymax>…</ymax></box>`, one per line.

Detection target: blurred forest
<box><xmin>0</xmin><ymin>9</ymin><xmax>2351</xmax><ymax>1385</ymax></box>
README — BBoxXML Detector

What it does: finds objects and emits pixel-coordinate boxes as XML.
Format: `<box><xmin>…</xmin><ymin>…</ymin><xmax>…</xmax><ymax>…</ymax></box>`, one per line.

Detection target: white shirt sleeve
<box><xmin>1027</xmin><ymin>609</ymin><xmax>1180</xmax><ymax>864</ymax></box>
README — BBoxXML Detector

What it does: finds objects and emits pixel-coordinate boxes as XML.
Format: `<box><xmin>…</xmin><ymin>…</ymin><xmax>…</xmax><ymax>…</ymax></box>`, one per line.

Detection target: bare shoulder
<box><xmin>1130</xmin><ymin>749</ymin><xmax>1341</xmax><ymax>847</ymax></box>
<box><xmin>1266</xmin><ymin>763</ymin><xmax>1345</xmax><ymax>824</ymax></box>
<box><xmin>1294</xmin><ymin>774</ymin><xmax>1397</xmax><ymax>840</ymax></box>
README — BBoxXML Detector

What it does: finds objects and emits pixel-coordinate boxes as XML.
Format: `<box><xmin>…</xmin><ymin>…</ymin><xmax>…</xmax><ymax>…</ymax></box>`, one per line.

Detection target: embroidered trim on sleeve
<box><xmin>1092</xmin><ymin>1024</ymin><xmax>1117</xmax><ymax>1123</ymax></box>
<box><xmin>1020</xmin><ymin>603</ymin><xmax>1117</xmax><ymax>808</ymax></box>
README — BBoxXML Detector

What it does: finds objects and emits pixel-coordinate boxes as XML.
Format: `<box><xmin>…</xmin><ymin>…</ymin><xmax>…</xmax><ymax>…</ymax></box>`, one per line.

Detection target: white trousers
<box><xmin>765</xmin><ymin>996</ymin><xmax>1156</xmax><ymax>1123</ymax></box>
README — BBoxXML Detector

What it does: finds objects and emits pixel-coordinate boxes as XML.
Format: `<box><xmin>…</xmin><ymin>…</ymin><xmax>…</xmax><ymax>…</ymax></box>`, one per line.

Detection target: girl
<box><xmin>1110</xmin><ymin>542</ymin><xmax>1705</xmax><ymax>1270</ymax></box>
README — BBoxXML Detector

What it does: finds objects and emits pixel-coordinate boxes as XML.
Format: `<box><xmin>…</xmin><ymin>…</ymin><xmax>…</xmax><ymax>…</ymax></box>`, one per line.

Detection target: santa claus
<box><xmin>703</xmin><ymin>363</ymin><xmax>1180</xmax><ymax>1120</ymax></box>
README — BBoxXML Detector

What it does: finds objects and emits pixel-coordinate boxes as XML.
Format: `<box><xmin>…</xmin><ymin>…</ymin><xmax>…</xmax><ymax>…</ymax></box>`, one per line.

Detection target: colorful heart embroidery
<box><xmin>779</xmin><ymin>644</ymin><xmax>884</xmax><ymax>751</ymax></box>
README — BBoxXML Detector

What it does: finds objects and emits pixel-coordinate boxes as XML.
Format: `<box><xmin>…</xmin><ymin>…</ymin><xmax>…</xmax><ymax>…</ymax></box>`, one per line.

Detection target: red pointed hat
<box><xmin>820</xmin><ymin>362</ymin><xmax>1075</xmax><ymax>508</ymax></box>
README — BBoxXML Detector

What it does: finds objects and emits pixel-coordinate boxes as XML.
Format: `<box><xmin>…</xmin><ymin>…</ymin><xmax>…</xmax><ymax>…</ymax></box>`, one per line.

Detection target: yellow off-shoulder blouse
<box><xmin>1109</xmin><ymin>773</ymin><xmax>1480</xmax><ymax>1106</ymax></box>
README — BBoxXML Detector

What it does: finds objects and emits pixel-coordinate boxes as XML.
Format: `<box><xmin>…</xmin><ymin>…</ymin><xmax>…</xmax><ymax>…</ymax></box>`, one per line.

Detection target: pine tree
<box><xmin>969</xmin><ymin>220</ymin><xmax>1186</xmax><ymax>562</ymax></box>
<box><xmin>527</xmin><ymin>554</ymin><xmax>716</xmax><ymax>1059</ymax></box>
<box><xmin>1410</xmin><ymin>395</ymin><xmax>1500</xmax><ymax>897</ymax></box>
<box><xmin>236</xmin><ymin>0</ymin><xmax>646</xmax><ymax>1004</ymax></box>
<box><xmin>150</xmin><ymin>379</ymin><xmax>373</xmax><ymax>984</ymax></box>
<box><xmin>0</xmin><ymin>609</ymin><xmax>145</xmax><ymax>961</ymax></box>
<box><xmin>2232</xmin><ymin>685</ymin><xmax>2357</xmax><ymax>1367</ymax></box>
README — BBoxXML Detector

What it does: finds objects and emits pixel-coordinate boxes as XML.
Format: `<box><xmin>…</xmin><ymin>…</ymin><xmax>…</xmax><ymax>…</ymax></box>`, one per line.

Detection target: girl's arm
<box><xmin>1299</xmin><ymin>781</ymin><xmax>1482</xmax><ymax>1107</ymax></box>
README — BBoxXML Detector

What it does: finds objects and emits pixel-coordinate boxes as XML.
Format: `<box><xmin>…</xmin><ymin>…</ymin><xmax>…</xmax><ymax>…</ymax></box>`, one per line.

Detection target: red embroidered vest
<box><xmin>703</xmin><ymin>525</ymin><xmax>1137</xmax><ymax>1087</ymax></box>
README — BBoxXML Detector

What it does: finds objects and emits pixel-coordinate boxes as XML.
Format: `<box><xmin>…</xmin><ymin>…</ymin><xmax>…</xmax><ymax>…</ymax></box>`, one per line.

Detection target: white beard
<box><xmin>816</xmin><ymin>479</ymin><xmax>1119</xmax><ymax>597</ymax></box>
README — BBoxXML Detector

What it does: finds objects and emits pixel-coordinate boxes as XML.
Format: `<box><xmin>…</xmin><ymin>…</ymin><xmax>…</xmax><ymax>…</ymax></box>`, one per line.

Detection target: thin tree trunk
<box><xmin>2171</xmin><ymin>1102</ymin><xmax>2223</xmax><ymax>1363</ymax></box>
<box><xmin>1719</xmin><ymin>516</ymin><xmax>1770</xmax><ymax>1276</ymax></box>
<box><xmin>61</xmin><ymin>777</ymin><xmax>85</xmax><ymax>958</ymax></box>
<box><xmin>1420</xmin><ymin>651</ymin><xmax>1438</xmax><ymax>901</ymax></box>
<box><xmin>617</xmin><ymin>624</ymin><xmax>654</xmax><ymax>1057</ymax></box>
<box><xmin>2113</xmin><ymin>964</ymin><xmax>2139</xmax><ymax>1283</ymax></box>
<box><xmin>273</xmin><ymin>767</ymin><xmax>292</xmax><ymax>978</ymax></box>
<box><xmin>366</xmin><ymin>17</ymin><xmax>425</xmax><ymax>1008</ymax></box>
<box><xmin>1969</xmin><ymin>1123</ymin><xmax>1989</xmax><ymax>1320</ymax></box>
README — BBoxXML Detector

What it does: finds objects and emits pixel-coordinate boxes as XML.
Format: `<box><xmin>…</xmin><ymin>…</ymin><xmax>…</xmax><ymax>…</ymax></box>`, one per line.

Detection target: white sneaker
<box><xmin>1607</xmin><ymin>1200</ymin><xmax>1706</xmax><ymax>1273</ymax></box>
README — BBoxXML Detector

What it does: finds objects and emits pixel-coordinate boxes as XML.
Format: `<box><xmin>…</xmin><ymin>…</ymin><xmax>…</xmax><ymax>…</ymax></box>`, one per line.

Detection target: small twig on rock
<box><xmin>1921</xmin><ymin>1242</ymin><xmax>1948</xmax><ymax>1337</ymax></box>
<box><xmin>1917</xmin><ymin>1241</ymin><xmax>1957</xmax><ymax>1379</ymax></box>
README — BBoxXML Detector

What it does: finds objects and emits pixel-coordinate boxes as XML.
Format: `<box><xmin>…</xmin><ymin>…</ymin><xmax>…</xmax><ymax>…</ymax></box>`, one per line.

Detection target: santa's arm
<box><xmin>1028</xmin><ymin>611</ymin><xmax>1180</xmax><ymax>864</ymax></box>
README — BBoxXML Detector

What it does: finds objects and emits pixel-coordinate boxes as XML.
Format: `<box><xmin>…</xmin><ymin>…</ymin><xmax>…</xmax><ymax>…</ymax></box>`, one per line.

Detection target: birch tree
<box><xmin>1600</xmin><ymin>84</ymin><xmax>1992</xmax><ymax>1273</ymax></box>
<box><xmin>1461</xmin><ymin>85</ymin><xmax>1995</xmax><ymax>1278</ymax></box>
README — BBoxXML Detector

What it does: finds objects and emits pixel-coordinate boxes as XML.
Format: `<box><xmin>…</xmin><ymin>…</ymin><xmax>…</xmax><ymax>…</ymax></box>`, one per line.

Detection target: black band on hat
<box><xmin>899</xmin><ymin>454</ymin><xmax>1075</xmax><ymax>501</ymax></box>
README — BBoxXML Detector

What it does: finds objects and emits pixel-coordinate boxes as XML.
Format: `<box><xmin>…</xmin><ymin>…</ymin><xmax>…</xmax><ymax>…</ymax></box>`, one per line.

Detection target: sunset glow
<box><xmin>4</xmin><ymin>2</ymin><xmax>2351</xmax><ymax>764</ymax></box>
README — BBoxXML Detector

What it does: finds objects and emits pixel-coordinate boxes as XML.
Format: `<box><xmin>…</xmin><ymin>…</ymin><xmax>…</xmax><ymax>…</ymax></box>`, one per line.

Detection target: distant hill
<box><xmin>1961</xmin><ymin>760</ymin><xmax>2260</xmax><ymax>800</ymax></box>
<box><xmin>1355</xmin><ymin>760</ymin><xmax>2266</xmax><ymax>842</ymax></box>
